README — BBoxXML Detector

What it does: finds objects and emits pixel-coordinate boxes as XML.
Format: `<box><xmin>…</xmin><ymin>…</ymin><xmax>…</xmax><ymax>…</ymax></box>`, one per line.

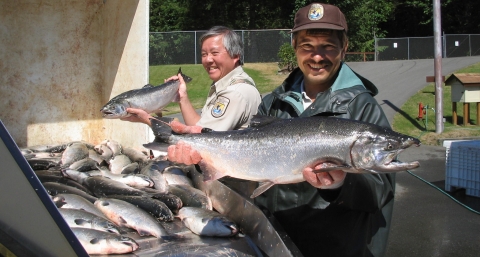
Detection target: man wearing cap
<box><xmin>166</xmin><ymin>3</ymin><xmax>394</xmax><ymax>256</ymax></box>
<box><xmin>253</xmin><ymin>3</ymin><xmax>394</xmax><ymax>257</ymax></box>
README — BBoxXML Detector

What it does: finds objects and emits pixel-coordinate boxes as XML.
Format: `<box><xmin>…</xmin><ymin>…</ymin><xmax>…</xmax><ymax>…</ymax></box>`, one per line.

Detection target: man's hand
<box><xmin>166</xmin><ymin>120</ymin><xmax>204</xmax><ymax>165</ymax></box>
<box><xmin>303</xmin><ymin>163</ymin><xmax>346</xmax><ymax>189</ymax></box>
<box><xmin>167</xmin><ymin>141</ymin><xmax>202</xmax><ymax>165</ymax></box>
<box><xmin>165</xmin><ymin>73</ymin><xmax>188</xmax><ymax>102</ymax></box>
<box><xmin>120</xmin><ymin>108</ymin><xmax>154</xmax><ymax>126</ymax></box>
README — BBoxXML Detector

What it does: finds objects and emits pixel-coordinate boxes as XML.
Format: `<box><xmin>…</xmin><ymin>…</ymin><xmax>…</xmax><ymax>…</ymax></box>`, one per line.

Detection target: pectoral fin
<box><xmin>250</xmin><ymin>181</ymin><xmax>275</xmax><ymax>198</ymax></box>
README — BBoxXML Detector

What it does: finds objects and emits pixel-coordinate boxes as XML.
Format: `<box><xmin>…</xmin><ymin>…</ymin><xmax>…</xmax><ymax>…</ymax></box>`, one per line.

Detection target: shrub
<box><xmin>277</xmin><ymin>43</ymin><xmax>297</xmax><ymax>72</ymax></box>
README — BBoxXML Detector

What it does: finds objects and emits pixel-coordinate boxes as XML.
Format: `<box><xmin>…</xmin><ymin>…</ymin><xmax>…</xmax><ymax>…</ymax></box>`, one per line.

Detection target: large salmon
<box><xmin>147</xmin><ymin>115</ymin><xmax>421</xmax><ymax>198</ymax></box>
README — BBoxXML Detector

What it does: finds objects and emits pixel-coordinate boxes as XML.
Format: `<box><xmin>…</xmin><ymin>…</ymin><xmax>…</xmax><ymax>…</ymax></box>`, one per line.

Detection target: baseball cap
<box><xmin>291</xmin><ymin>3</ymin><xmax>348</xmax><ymax>33</ymax></box>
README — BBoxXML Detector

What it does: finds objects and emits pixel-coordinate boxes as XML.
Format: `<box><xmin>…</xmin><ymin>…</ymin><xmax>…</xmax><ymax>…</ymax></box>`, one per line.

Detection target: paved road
<box><xmin>348</xmin><ymin>56</ymin><xmax>480</xmax><ymax>257</ymax></box>
<box><xmin>348</xmin><ymin>56</ymin><xmax>480</xmax><ymax>125</ymax></box>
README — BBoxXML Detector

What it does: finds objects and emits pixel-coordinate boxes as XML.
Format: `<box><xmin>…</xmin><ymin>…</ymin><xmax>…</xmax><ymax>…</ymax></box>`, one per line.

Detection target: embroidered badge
<box><xmin>211</xmin><ymin>96</ymin><xmax>230</xmax><ymax>118</ymax></box>
<box><xmin>308</xmin><ymin>3</ymin><xmax>324</xmax><ymax>21</ymax></box>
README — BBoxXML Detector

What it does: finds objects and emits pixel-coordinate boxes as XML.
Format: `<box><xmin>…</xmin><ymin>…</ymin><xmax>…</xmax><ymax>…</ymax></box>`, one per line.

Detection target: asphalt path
<box><xmin>347</xmin><ymin>56</ymin><xmax>480</xmax><ymax>257</ymax></box>
<box><xmin>347</xmin><ymin>56</ymin><xmax>480</xmax><ymax>125</ymax></box>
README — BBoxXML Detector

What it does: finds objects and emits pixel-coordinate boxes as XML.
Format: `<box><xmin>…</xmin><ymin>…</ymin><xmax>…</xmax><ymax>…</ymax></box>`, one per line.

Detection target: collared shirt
<box><xmin>196</xmin><ymin>66</ymin><xmax>261</xmax><ymax>131</ymax></box>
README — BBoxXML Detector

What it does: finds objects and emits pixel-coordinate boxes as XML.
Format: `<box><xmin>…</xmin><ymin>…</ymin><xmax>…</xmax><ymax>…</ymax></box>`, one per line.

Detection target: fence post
<box><xmin>194</xmin><ymin>31</ymin><xmax>197</xmax><ymax>65</ymax></box>
<box><xmin>374</xmin><ymin>36</ymin><xmax>377</xmax><ymax>61</ymax></box>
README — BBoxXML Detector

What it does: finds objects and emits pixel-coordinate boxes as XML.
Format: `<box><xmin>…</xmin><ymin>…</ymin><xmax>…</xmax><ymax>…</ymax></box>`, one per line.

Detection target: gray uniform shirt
<box><xmin>196</xmin><ymin>66</ymin><xmax>261</xmax><ymax>131</ymax></box>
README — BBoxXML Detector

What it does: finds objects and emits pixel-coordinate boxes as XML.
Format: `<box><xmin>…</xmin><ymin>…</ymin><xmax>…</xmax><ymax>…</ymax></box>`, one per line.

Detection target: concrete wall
<box><xmin>0</xmin><ymin>0</ymin><xmax>150</xmax><ymax>148</ymax></box>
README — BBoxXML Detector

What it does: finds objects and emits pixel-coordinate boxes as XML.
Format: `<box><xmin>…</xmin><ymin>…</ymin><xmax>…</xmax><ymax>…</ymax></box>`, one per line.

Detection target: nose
<box><xmin>310</xmin><ymin>47</ymin><xmax>325</xmax><ymax>62</ymax></box>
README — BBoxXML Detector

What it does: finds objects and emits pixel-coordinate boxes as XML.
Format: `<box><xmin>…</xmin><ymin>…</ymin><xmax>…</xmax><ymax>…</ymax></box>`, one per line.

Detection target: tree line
<box><xmin>150</xmin><ymin>0</ymin><xmax>479</xmax><ymax>53</ymax></box>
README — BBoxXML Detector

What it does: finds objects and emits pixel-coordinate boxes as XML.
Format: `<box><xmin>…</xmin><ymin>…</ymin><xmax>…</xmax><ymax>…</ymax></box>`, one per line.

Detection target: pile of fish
<box><xmin>21</xmin><ymin>140</ymin><xmax>240</xmax><ymax>255</ymax></box>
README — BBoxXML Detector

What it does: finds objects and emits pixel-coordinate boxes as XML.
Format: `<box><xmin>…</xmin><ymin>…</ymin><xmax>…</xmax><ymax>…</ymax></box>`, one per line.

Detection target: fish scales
<box><xmin>149</xmin><ymin>115</ymin><xmax>420</xmax><ymax>198</ymax></box>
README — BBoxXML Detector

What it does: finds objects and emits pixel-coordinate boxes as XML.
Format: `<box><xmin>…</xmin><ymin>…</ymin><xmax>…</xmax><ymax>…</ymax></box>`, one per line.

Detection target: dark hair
<box><xmin>292</xmin><ymin>29</ymin><xmax>348</xmax><ymax>49</ymax></box>
<box><xmin>200</xmin><ymin>26</ymin><xmax>244</xmax><ymax>65</ymax></box>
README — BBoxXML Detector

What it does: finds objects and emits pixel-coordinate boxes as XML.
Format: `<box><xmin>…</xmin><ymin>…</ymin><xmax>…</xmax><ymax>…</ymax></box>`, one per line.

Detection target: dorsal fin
<box><xmin>249</xmin><ymin>115</ymin><xmax>282</xmax><ymax>128</ymax></box>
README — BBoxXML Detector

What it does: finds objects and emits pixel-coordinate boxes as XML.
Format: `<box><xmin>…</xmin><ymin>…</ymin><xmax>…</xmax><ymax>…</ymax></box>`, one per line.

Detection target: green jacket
<box><xmin>254</xmin><ymin>63</ymin><xmax>395</xmax><ymax>257</ymax></box>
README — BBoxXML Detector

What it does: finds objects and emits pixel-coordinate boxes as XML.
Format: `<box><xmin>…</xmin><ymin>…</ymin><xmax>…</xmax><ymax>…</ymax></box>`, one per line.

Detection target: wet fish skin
<box><xmin>61</xmin><ymin>142</ymin><xmax>89</xmax><ymax>167</ymax></box>
<box><xmin>42</xmin><ymin>182</ymin><xmax>97</xmax><ymax>203</ymax></box>
<box><xmin>82</xmin><ymin>176</ymin><xmax>146</xmax><ymax>198</ymax></box>
<box><xmin>53</xmin><ymin>193</ymin><xmax>107</xmax><ymax>219</ymax></box>
<box><xmin>177</xmin><ymin>207</ymin><xmax>239</xmax><ymax>237</ymax></box>
<box><xmin>163</xmin><ymin>166</ymin><xmax>193</xmax><ymax>186</ymax></box>
<box><xmin>149</xmin><ymin>115</ymin><xmax>421</xmax><ymax>198</ymax></box>
<box><xmin>100</xmin><ymin>68</ymin><xmax>192</xmax><ymax>119</ymax></box>
<box><xmin>58</xmin><ymin>208</ymin><xmax>120</xmax><ymax>234</ymax></box>
<box><xmin>142</xmin><ymin>189</ymin><xmax>183</xmax><ymax>213</ymax></box>
<box><xmin>94</xmin><ymin>198</ymin><xmax>170</xmax><ymax>238</ymax></box>
<box><xmin>71</xmin><ymin>227</ymin><xmax>138</xmax><ymax>255</ymax></box>
<box><xmin>140</xmin><ymin>160</ymin><xmax>170</xmax><ymax>193</ymax></box>
<box><xmin>168</xmin><ymin>184</ymin><xmax>212</xmax><ymax>210</ymax></box>
<box><xmin>109</xmin><ymin>195</ymin><xmax>174</xmax><ymax>222</ymax></box>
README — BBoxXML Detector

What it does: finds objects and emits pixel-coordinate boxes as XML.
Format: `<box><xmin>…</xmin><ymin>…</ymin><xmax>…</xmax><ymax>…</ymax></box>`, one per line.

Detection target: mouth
<box><xmin>308</xmin><ymin>63</ymin><xmax>328</xmax><ymax>71</ymax></box>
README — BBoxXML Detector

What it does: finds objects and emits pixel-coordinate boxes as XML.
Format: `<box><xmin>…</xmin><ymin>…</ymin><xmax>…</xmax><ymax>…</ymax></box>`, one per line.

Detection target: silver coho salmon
<box><xmin>71</xmin><ymin>227</ymin><xmax>138</xmax><ymax>255</ymax></box>
<box><xmin>58</xmin><ymin>208</ymin><xmax>120</xmax><ymax>234</ymax></box>
<box><xmin>94</xmin><ymin>198</ymin><xmax>170</xmax><ymax>238</ymax></box>
<box><xmin>100</xmin><ymin>68</ymin><xmax>193</xmax><ymax>119</ymax></box>
<box><xmin>148</xmin><ymin>115</ymin><xmax>421</xmax><ymax>198</ymax></box>
<box><xmin>177</xmin><ymin>207</ymin><xmax>239</xmax><ymax>237</ymax></box>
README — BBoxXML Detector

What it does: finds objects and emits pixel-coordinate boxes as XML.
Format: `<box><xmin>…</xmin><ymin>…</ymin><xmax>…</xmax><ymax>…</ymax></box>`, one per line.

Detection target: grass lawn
<box><xmin>392</xmin><ymin>62</ymin><xmax>480</xmax><ymax>145</ymax></box>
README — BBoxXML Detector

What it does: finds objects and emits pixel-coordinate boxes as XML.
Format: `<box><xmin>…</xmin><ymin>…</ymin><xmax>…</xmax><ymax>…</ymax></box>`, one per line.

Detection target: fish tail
<box><xmin>178</xmin><ymin>67</ymin><xmax>193</xmax><ymax>83</ymax></box>
<box><xmin>144</xmin><ymin>118</ymin><xmax>175</xmax><ymax>152</ymax></box>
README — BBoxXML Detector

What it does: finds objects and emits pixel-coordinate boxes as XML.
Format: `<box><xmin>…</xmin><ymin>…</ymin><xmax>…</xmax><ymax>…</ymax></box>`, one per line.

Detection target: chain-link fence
<box><xmin>150</xmin><ymin>31</ymin><xmax>480</xmax><ymax>65</ymax></box>
<box><xmin>376</xmin><ymin>34</ymin><xmax>480</xmax><ymax>61</ymax></box>
<box><xmin>149</xmin><ymin>29</ymin><xmax>292</xmax><ymax>65</ymax></box>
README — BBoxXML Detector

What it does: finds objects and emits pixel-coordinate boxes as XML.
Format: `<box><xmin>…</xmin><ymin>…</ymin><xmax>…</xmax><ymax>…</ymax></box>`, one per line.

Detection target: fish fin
<box><xmin>74</xmin><ymin>219</ymin><xmax>88</xmax><ymax>226</ymax></box>
<box><xmin>142</xmin><ymin>84</ymin><xmax>155</xmax><ymax>88</ymax></box>
<box><xmin>136</xmin><ymin>229</ymin><xmax>151</xmax><ymax>237</ymax></box>
<box><xmin>310</xmin><ymin>164</ymin><xmax>353</xmax><ymax>173</ymax></box>
<box><xmin>90</xmin><ymin>238</ymin><xmax>100</xmax><ymax>244</ymax></box>
<box><xmin>150</xmin><ymin>118</ymin><xmax>174</xmax><ymax>139</ymax></box>
<box><xmin>198</xmin><ymin>161</ymin><xmax>226</xmax><ymax>181</ymax></box>
<box><xmin>250</xmin><ymin>181</ymin><xmax>275</xmax><ymax>198</ymax></box>
<box><xmin>143</xmin><ymin>141</ymin><xmax>169</xmax><ymax>152</ymax></box>
<box><xmin>249</xmin><ymin>115</ymin><xmax>282</xmax><ymax>128</ymax></box>
<box><xmin>178</xmin><ymin>67</ymin><xmax>193</xmax><ymax>83</ymax></box>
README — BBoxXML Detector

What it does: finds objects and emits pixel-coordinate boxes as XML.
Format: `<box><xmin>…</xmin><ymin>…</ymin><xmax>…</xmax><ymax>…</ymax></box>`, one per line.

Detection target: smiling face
<box><xmin>201</xmin><ymin>35</ymin><xmax>239</xmax><ymax>83</ymax></box>
<box><xmin>293</xmin><ymin>29</ymin><xmax>347</xmax><ymax>93</ymax></box>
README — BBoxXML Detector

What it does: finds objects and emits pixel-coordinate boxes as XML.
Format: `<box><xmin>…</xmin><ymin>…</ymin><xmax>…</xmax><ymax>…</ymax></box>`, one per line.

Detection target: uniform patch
<box><xmin>308</xmin><ymin>3</ymin><xmax>324</xmax><ymax>21</ymax></box>
<box><xmin>211</xmin><ymin>96</ymin><xmax>230</xmax><ymax>118</ymax></box>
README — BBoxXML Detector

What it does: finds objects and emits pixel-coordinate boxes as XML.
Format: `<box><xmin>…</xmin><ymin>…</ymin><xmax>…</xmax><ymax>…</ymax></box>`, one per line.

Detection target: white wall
<box><xmin>0</xmin><ymin>0</ymin><xmax>150</xmax><ymax>148</ymax></box>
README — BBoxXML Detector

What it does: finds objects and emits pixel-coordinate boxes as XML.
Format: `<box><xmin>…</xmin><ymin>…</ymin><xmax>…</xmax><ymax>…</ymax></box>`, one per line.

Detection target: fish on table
<box><xmin>100</xmin><ymin>68</ymin><xmax>192</xmax><ymax>119</ymax></box>
<box><xmin>177</xmin><ymin>207</ymin><xmax>239</xmax><ymax>237</ymax></box>
<box><xmin>58</xmin><ymin>208</ymin><xmax>121</xmax><ymax>234</ymax></box>
<box><xmin>147</xmin><ymin>115</ymin><xmax>421</xmax><ymax>198</ymax></box>
<box><xmin>94</xmin><ymin>197</ymin><xmax>171</xmax><ymax>238</ymax></box>
<box><xmin>71</xmin><ymin>227</ymin><xmax>138</xmax><ymax>255</ymax></box>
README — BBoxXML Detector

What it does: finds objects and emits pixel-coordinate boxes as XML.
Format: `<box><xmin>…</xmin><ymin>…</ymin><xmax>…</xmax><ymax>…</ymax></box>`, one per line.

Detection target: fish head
<box><xmin>350</xmin><ymin>131</ymin><xmax>420</xmax><ymax>173</ymax></box>
<box><xmin>100</xmin><ymin>102</ymin><xmax>130</xmax><ymax>119</ymax></box>
<box><xmin>202</xmin><ymin>217</ymin><xmax>239</xmax><ymax>237</ymax></box>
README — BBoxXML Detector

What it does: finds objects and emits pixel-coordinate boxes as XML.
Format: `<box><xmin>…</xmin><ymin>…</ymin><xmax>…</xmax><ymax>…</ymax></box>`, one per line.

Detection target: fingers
<box><xmin>303</xmin><ymin>167</ymin><xmax>346</xmax><ymax>189</ymax></box>
<box><xmin>170</xmin><ymin>120</ymin><xmax>203</xmax><ymax>134</ymax></box>
<box><xmin>167</xmin><ymin>141</ymin><xmax>201</xmax><ymax>165</ymax></box>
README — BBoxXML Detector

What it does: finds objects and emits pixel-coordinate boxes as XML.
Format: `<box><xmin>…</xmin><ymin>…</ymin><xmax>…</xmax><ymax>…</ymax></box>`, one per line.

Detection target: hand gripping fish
<box><xmin>146</xmin><ymin>115</ymin><xmax>420</xmax><ymax>198</ymax></box>
<box><xmin>100</xmin><ymin>68</ymin><xmax>193</xmax><ymax>119</ymax></box>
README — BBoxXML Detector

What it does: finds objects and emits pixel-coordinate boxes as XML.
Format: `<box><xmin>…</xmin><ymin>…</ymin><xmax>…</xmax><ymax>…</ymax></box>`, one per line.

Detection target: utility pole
<box><xmin>434</xmin><ymin>0</ymin><xmax>444</xmax><ymax>134</ymax></box>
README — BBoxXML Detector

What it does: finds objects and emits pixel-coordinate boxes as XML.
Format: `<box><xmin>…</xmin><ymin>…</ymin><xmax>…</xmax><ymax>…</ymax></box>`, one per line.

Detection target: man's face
<box><xmin>294</xmin><ymin>30</ymin><xmax>346</xmax><ymax>91</ymax></box>
<box><xmin>201</xmin><ymin>35</ymin><xmax>239</xmax><ymax>83</ymax></box>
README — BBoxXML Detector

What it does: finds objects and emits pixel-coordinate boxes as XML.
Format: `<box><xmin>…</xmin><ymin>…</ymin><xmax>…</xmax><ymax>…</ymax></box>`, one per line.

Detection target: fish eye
<box><xmin>385</xmin><ymin>143</ymin><xmax>394</xmax><ymax>150</ymax></box>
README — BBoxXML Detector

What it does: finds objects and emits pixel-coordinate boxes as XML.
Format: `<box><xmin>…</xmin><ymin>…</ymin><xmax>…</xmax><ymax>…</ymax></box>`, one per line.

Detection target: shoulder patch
<box><xmin>211</xmin><ymin>96</ymin><xmax>230</xmax><ymax>118</ymax></box>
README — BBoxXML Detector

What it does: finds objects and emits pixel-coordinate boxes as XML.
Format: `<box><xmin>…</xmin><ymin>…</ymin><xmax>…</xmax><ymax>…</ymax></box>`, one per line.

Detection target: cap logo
<box><xmin>308</xmin><ymin>4</ymin><xmax>324</xmax><ymax>21</ymax></box>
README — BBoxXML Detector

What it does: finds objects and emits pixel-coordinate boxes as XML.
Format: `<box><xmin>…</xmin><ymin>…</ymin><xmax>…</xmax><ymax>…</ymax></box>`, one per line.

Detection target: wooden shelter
<box><xmin>445</xmin><ymin>73</ymin><xmax>480</xmax><ymax>126</ymax></box>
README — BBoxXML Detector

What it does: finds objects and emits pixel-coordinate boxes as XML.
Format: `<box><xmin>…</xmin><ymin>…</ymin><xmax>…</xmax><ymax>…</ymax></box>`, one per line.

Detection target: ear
<box><xmin>341</xmin><ymin>41</ymin><xmax>348</xmax><ymax>60</ymax></box>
